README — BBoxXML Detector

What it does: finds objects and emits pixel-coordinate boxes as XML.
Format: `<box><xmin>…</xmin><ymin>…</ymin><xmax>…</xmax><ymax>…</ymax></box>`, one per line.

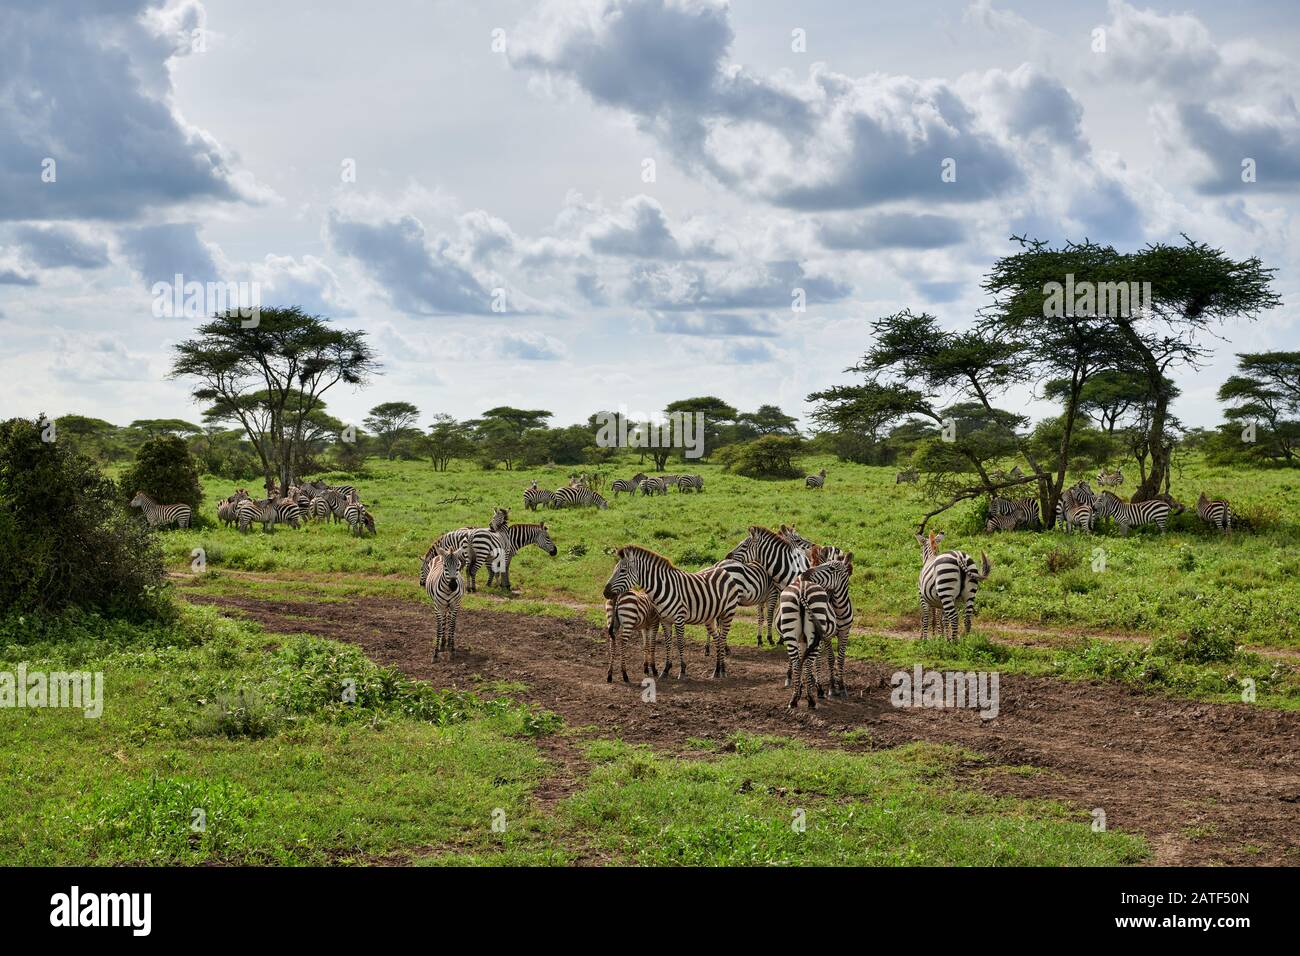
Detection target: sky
<box><xmin>2</xmin><ymin>0</ymin><xmax>1299</xmax><ymax>434</ymax></box>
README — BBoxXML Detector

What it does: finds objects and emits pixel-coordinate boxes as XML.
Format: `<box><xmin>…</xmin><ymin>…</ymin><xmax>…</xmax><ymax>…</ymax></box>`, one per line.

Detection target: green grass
<box><xmin>154</xmin><ymin>454</ymin><xmax>1300</xmax><ymax>650</ymax></box>
<box><xmin>564</xmin><ymin>736</ymin><xmax>1145</xmax><ymax>866</ymax></box>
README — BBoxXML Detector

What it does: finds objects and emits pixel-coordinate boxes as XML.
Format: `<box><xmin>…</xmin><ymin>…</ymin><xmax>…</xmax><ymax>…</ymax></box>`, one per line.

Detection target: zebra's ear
<box><xmin>914</xmin><ymin>533</ymin><xmax>926</xmax><ymax>545</ymax></box>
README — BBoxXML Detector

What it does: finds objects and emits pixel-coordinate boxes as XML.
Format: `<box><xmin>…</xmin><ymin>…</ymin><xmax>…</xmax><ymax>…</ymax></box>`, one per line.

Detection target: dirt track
<box><xmin>183</xmin><ymin>588</ymin><xmax>1300</xmax><ymax>866</ymax></box>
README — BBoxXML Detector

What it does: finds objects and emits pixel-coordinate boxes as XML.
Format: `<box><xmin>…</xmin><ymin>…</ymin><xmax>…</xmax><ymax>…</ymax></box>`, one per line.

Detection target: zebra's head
<box><xmin>129</xmin><ymin>491</ymin><xmax>150</xmax><ymax>508</ymax></box>
<box><xmin>915</xmin><ymin>531</ymin><xmax>945</xmax><ymax>560</ymax></box>
<box><xmin>779</xmin><ymin>525</ymin><xmax>813</xmax><ymax>551</ymax></box>
<box><xmin>1093</xmin><ymin>491</ymin><xmax>1121</xmax><ymax>517</ymax></box>
<box><xmin>534</xmin><ymin>523</ymin><xmax>558</xmax><ymax>556</ymax></box>
<box><xmin>361</xmin><ymin>508</ymin><xmax>376</xmax><ymax>535</ymax></box>
<box><xmin>602</xmin><ymin>547</ymin><xmax>646</xmax><ymax>599</ymax></box>
<box><xmin>595</xmin><ymin>493</ymin><xmax>609</xmax><ymax>510</ymax></box>
<box><xmin>434</xmin><ymin>544</ymin><xmax>466</xmax><ymax>586</ymax></box>
<box><xmin>490</xmin><ymin>508</ymin><xmax>509</xmax><ymax>531</ymax></box>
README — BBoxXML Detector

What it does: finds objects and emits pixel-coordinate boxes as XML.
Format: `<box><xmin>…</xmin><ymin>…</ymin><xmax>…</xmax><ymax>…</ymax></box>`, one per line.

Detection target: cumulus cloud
<box><xmin>51</xmin><ymin>332</ymin><xmax>151</xmax><ymax>383</ymax></box>
<box><xmin>816</xmin><ymin>213</ymin><xmax>966</xmax><ymax>251</ymax></box>
<box><xmin>117</xmin><ymin>222</ymin><xmax>222</xmax><ymax>288</ymax></box>
<box><xmin>649</xmin><ymin>312</ymin><xmax>778</xmax><ymax>337</ymax></box>
<box><xmin>0</xmin><ymin>0</ymin><xmax>259</xmax><ymax>222</ymax></box>
<box><xmin>627</xmin><ymin>259</ymin><xmax>849</xmax><ymax>311</ymax></box>
<box><xmin>511</xmin><ymin>0</ymin><xmax>1026</xmax><ymax>209</ymax></box>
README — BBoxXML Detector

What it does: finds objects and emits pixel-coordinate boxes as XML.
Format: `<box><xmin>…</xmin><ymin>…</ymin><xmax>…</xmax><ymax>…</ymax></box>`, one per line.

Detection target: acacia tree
<box><xmin>364</xmin><ymin>401</ymin><xmax>421</xmax><ymax>459</ymax></box>
<box><xmin>984</xmin><ymin>236</ymin><xmax>1281</xmax><ymax>501</ymax></box>
<box><xmin>1218</xmin><ymin>352</ymin><xmax>1300</xmax><ymax>464</ymax></box>
<box><xmin>171</xmin><ymin>307</ymin><xmax>379</xmax><ymax>490</ymax></box>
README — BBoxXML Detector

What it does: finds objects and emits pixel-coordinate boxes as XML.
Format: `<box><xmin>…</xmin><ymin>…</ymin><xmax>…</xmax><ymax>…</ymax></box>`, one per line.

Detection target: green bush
<box><xmin>716</xmin><ymin>435</ymin><xmax>804</xmax><ymax>480</ymax></box>
<box><xmin>120</xmin><ymin>435</ymin><xmax>203</xmax><ymax>512</ymax></box>
<box><xmin>0</xmin><ymin>416</ymin><xmax>166</xmax><ymax>618</ymax></box>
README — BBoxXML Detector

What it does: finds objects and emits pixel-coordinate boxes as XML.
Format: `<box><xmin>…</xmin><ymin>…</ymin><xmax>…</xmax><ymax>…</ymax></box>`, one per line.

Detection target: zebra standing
<box><xmin>1058</xmin><ymin>499</ymin><xmax>1094</xmax><ymax>534</ymax></box>
<box><xmin>129</xmin><ymin>491</ymin><xmax>193</xmax><ymax>530</ymax></box>
<box><xmin>216</xmin><ymin>489</ymin><xmax>249</xmax><ymax>528</ymax></box>
<box><xmin>344</xmin><ymin>501</ymin><xmax>376</xmax><ymax>536</ymax></box>
<box><xmin>989</xmin><ymin>496</ymin><xmax>1040</xmax><ymax>528</ymax></box>
<box><xmin>602</xmin><ymin>546</ymin><xmax>740</xmax><ymax>680</ymax></box>
<box><xmin>1196</xmin><ymin>493</ymin><xmax>1235</xmax><ymax>533</ymax></box>
<box><xmin>604</xmin><ymin>591</ymin><xmax>665</xmax><ymax>683</ymax></box>
<box><xmin>917</xmin><ymin>531</ymin><xmax>973</xmax><ymax>641</ymax></box>
<box><xmin>1093</xmin><ymin>491</ymin><xmax>1175</xmax><ymax>535</ymax></box>
<box><xmin>895</xmin><ymin>469</ymin><xmax>919</xmax><ymax>485</ymax></box>
<box><xmin>552</xmin><ymin>486</ymin><xmax>609</xmax><ymax>509</ymax></box>
<box><xmin>639</xmin><ymin>476</ymin><xmax>669</xmax><ymax>496</ymax></box>
<box><xmin>1097</xmin><ymin>469</ymin><xmax>1123</xmax><ymax>488</ymax></box>
<box><xmin>805</xmin><ymin>468</ymin><xmax>828</xmax><ymax>489</ymax></box>
<box><xmin>524</xmin><ymin>483</ymin><xmax>555</xmax><ymax>511</ymax></box>
<box><xmin>611</xmin><ymin>475</ymin><xmax>645</xmax><ymax>497</ymax></box>
<box><xmin>480</xmin><ymin>523</ymin><xmax>558</xmax><ymax>591</ymax></box>
<box><xmin>677</xmin><ymin>474</ymin><xmax>704</xmax><ymax>493</ymax></box>
<box><xmin>700</xmin><ymin>558</ymin><xmax>777</xmax><ymax>655</ymax></box>
<box><xmin>985</xmin><ymin>513</ymin><xmax>1020</xmax><ymax>533</ymax></box>
<box><xmin>778</xmin><ymin>575</ymin><xmax>835</xmax><ymax>710</ymax></box>
<box><xmin>236</xmin><ymin>497</ymin><xmax>299</xmax><ymax>533</ymax></box>
<box><xmin>309</xmin><ymin>496</ymin><xmax>332</xmax><ymax>522</ymax></box>
<box><xmin>424</xmin><ymin>543</ymin><xmax>467</xmax><ymax>661</ymax></box>
<box><xmin>799</xmin><ymin>547</ymin><xmax>854</xmax><ymax>699</ymax></box>
<box><xmin>728</xmin><ymin>526</ymin><xmax>811</xmax><ymax>645</ymax></box>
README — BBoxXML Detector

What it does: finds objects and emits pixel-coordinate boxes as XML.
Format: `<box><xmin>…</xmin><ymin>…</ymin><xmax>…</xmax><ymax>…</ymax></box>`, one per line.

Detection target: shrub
<box><xmin>717</xmin><ymin>435</ymin><xmax>804</xmax><ymax>480</ymax></box>
<box><xmin>0</xmin><ymin>416</ymin><xmax>166</xmax><ymax>618</ymax></box>
<box><xmin>120</xmin><ymin>435</ymin><xmax>203</xmax><ymax>511</ymax></box>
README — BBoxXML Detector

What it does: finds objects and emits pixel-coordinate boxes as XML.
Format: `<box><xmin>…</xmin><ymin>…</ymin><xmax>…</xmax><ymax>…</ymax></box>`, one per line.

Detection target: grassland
<box><xmin>5</xmin><ymin>451</ymin><xmax>1295</xmax><ymax>866</ymax></box>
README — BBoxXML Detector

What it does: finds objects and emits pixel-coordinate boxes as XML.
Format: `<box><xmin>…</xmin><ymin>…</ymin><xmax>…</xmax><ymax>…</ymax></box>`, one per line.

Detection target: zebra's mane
<box><xmin>619</xmin><ymin>545</ymin><xmax>675</xmax><ymax>569</ymax></box>
<box><xmin>748</xmin><ymin>525</ymin><xmax>791</xmax><ymax>548</ymax></box>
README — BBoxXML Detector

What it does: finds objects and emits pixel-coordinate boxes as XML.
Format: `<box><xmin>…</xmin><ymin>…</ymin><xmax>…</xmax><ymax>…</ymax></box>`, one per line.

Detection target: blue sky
<box><xmin>1</xmin><ymin>0</ymin><xmax>1298</xmax><ymax>432</ymax></box>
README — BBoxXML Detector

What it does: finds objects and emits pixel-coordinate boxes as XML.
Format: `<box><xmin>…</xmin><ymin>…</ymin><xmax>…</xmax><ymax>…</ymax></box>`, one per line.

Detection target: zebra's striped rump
<box><xmin>552</xmin><ymin>486</ymin><xmax>609</xmax><ymax>509</ymax></box>
<box><xmin>1094</xmin><ymin>491</ymin><xmax>1172</xmax><ymax>535</ymax></box>
<box><xmin>778</xmin><ymin>576</ymin><xmax>835</xmax><ymax>710</ymax></box>
<box><xmin>604</xmin><ymin>591</ymin><xmax>664</xmax><ymax>683</ymax></box>
<box><xmin>1197</xmin><ymin>493</ymin><xmax>1235</xmax><ymax>532</ymax></box>
<box><xmin>677</xmin><ymin>474</ymin><xmax>704</xmax><ymax>493</ymax></box>
<box><xmin>130</xmin><ymin>492</ymin><xmax>193</xmax><ymax>530</ymax></box>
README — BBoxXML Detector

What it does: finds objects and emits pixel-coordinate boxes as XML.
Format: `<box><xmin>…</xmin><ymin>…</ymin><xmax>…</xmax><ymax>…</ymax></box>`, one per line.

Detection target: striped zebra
<box><xmin>602</xmin><ymin>546</ymin><xmax>740</xmax><ymax>680</ymax></box>
<box><xmin>700</xmin><ymin>558</ymin><xmax>777</xmax><ymax>655</ymax></box>
<box><xmin>611</xmin><ymin>474</ymin><xmax>646</xmax><ymax>497</ymax></box>
<box><xmin>1097</xmin><ymin>469</ymin><xmax>1123</xmax><ymax>488</ymax></box>
<box><xmin>129</xmin><ymin>491</ymin><xmax>193</xmax><ymax>530</ymax></box>
<box><xmin>330</xmin><ymin>484</ymin><xmax>357</xmax><ymax>499</ymax></box>
<box><xmin>1093</xmin><ymin>491</ymin><xmax>1174</xmax><ymax>535</ymax></box>
<box><xmin>989</xmin><ymin>496</ymin><xmax>1040</xmax><ymax>528</ymax></box>
<box><xmin>728</xmin><ymin>526</ymin><xmax>812</xmax><ymax>645</ymax></box>
<box><xmin>660</xmin><ymin>474</ymin><xmax>682</xmax><ymax>488</ymax></box>
<box><xmin>677</xmin><ymin>474</ymin><xmax>704</xmax><ymax>493</ymax></box>
<box><xmin>778</xmin><ymin>575</ymin><xmax>835</xmax><ymax>710</ymax></box>
<box><xmin>604</xmin><ymin>591</ymin><xmax>666</xmax><ymax>683</ymax></box>
<box><xmin>985</xmin><ymin>513</ymin><xmax>1020</xmax><ymax>533</ymax></box>
<box><xmin>800</xmin><ymin>547</ymin><xmax>854</xmax><ymax>698</ymax></box>
<box><xmin>917</xmin><ymin>531</ymin><xmax>978</xmax><ymax>641</ymax></box>
<box><xmin>895</xmin><ymin>469</ymin><xmax>919</xmax><ymax>485</ymax></box>
<box><xmin>482</xmin><ymin>523</ymin><xmax>558</xmax><ymax>591</ymax></box>
<box><xmin>805</xmin><ymin>469</ymin><xmax>828</xmax><ymax>489</ymax></box>
<box><xmin>524</xmin><ymin>484</ymin><xmax>555</xmax><ymax>511</ymax></box>
<box><xmin>216</xmin><ymin>490</ymin><xmax>250</xmax><ymax>527</ymax></box>
<box><xmin>344</xmin><ymin>502</ymin><xmax>376</xmax><ymax>536</ymax></box>
<box><xmin>552</xmin><ymin>486</ymin><xmax>609</xmax><ymax>509</ymax></box>
<box><xmin>424</xmin><ymin>542</ymin><xmax>467</xmax><ymax>661</ymax></box>
<box><xmin>236</xmin><ymin>497</ymin><xmax>301</xmax><ymax>533</ymax></box>
<box><xmin>1196</xmin><ymin>493</ymin><xmax>1235</xmax><ymax>533</ymax></box>
<box><xmin>309</xmin><ymin>496</ymin><xmax>331</xmax><ymax>522</ymax></box>
<box><xmin>639</xmin><ymin>476</ymin><xmax>669</xmax><ymax>496</ymax></box>
<box><xmin>1057</xmin><ymin>499</ymin><xmax>1094</xmax><ymax>534</ymax></box>
<box><xmin>316</xmin><ymin>489</ymin><xmax>353</xmax><ymax>524</ymax></box>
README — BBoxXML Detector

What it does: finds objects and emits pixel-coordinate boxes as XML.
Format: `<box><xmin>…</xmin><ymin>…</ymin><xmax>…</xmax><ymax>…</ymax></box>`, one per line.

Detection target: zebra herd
<box><xmin>983</xmin><ymin>478</ymin><xmax>1236</xmax><ymax>536</ymax></box>
<box><xmin>215</xmin><ymin>481</ymin><xmax>376</xmax><ymax>536</ymax></box>
<box><xmin>600</xmin><ymin>524</ymin><xmax>855</xmax><ymax>709</ymax></box>
<box><xmin>524</xmin><ymin>472</ymin><xmax>705</xmax><ymax>511</ymax></box>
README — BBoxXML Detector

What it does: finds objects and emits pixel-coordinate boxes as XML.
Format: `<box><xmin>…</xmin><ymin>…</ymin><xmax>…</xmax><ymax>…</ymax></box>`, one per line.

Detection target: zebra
<box><xmin>700</xmin><ymin>558</ymin><xmax>777</xmax><ymax>655</ymax></box>
<box><xmin>524</xmin><ymin>485</ymin><xmax>555</xmax><ymax>511</ymax></box>
<box><xmin>602</xmin><ymin>546</ymin><xmax>740</xmax><ymax>680</ymax></box>
<box><xmin>895</xmin><ymin>469</ymin><xmax>919</xmax><ymax>485</ymax></box>
<box><xmin>778</xmin><ymin>575</ymin><xmax>835</xmax><ymax>710</ymax></box>
<box><xmin>1097</xmin><ymin>469</ymin><xmax>1123</xmax><ymax>488</ymax></box>
<box><xmin>330</xmin><ymin>484</ymin><xmax>358</xmax><ymax>499</ymax></box>
<box><xmin>677</xmin><ymin>474</ymin><xmax>704</xmax><ymax>493</ymax></box>
<box><xmin>604</xmin><ymin>591</ymin><xmax>666</xmax><ymax>682</ymax></box>
<box><xmin>1093</xmin><ymin>491</ymin><xmax>1174</xmax><ymax>535</ymax></box>
<box><xmin>216</xmin><ymin>489</ymin><xmax>249</xmax><ymax>527</ymax></box>
<box><xmin>805</xmin><ymin>469</ymin><xmax>827</xmax><ymax>489</ymax></box>
<box><xmin>344</xmin><ymin>502</ymin><xmax>376</xmax><ymax>536</ymax></box>
<box><xmin>610</xmin><ymin>475</ymin><xmax>644</xmax><ymax>497</ymax></box>
<box><xmin>309</xmin><ymin>496</ymin><xmax>331</xmax><ymax>522</ymax></box>
<box><xmin>424</xmin><ymin>542</ymin><xmax>467</xmax><ymax>661</ymax></box>
<box><xmin>799</xmin><ymin>547</ymin><xmax>854</xmax><ymax>698</ymax></box>
<box><xmin>129</xmin><ymin>491</ymin><xmax>193</xmax><ymax>530</ymax></box>
<box><xmin>481</xmin><ymin>523</ymin><xmax>558</xmax><ymax>591</ymax></box>
<box><xmin>639</xmin><ymin>476</ymin><xmax>669</xmax><ymax>496</ymax></box>
<box><xmin>989</xmin><ymin>496</ymin><xmax>1040</xmax><ymax>528</ymax></box>
<box><xmin>1057</xmin><ymin>499</ymin><xmax>1094</xmax><ymax>534</ymax></box>
<box><xmin>421</xmin><ymin>509</ymin><xmax>511</xmax><ymax>588</ymax></box>
<box><xmin>552</xmin><ymin>486</ymin><xmax>609</xmax><ymax>509</ymax></box>
<box><xmin>917</xmin><ymin>531</ymin><xmax>974</xmax><ymax>641</ymax></box>
<box><xmin>728</xmin><ymin>526</ymin><xmax>812</xmax><ymax>645</ymax></box>
<box><xmin>236</xmin><ymin>497</ymin><xmax>300</xmax><ymax>533</ymax></box>
<box><xmin>985</xmin><ymin>513</ymin><xmax>1020</xmax><ymax>533</ymax></box>
<box><xmin>317</xmin><ymin>489</ymin><xmax>353</xmax><ymax>524</ymax></box>
<box><xmin>1196</xmin><ymin>493</ymin><xmax>1235</xmax><ymax>533</ymax></box>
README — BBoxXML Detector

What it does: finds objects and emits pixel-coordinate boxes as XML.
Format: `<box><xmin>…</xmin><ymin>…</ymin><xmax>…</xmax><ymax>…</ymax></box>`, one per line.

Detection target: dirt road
<box><xmin>183</xmin><ymin>588</ymin><xmax>1300</xmax><ymax>866</ymax></box>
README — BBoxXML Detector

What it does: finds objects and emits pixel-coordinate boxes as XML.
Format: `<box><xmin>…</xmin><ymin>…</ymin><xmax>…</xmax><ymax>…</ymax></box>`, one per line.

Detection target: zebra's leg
<box><xmin>448</xmin><ymin>601</ymin><xmax>459</xmax><ymax>657</ymax></box>
<box><xmin>675</xmin><ymin>620</ymin><xmax>687</xmax><ymax>679</ymax></box>
<box><xmin>433</xmin><ymin>607</ymin><xmax>444</xmax><ymax>660</ymax></box>
<box><xmin>619</xmin><ymin>625</ymin><xmax>629</xmax><ymax>683</ymax></box>
<box><xmin>703</xmin><ymin>620</ymin><xmax>714</xmax><ymax>657</ymax></box>
<box><xmin>944</xmin><ymin>602</ymin><xmax>959</xmax><ymax>642</ymax></box>
<box><xmin>804</xmin><ymin>649</ymin><xmax>819</xmax><ymax>709</ymax></box>
<box><xmin>711</xmin><ymin>614</ymin><xmax>734</xmax><ymax>679</ymax></box>
<box><xmin>606</xmin><ymin>620</ymin><xmax>616</xmax><ymax>683</ymax></box>
<box><xmin>657</xmin><ymin>621</ymin><xmax>675</xmax><ymax>679</ymax></box>
<box><xmin>787</xmin><ymin>643</ymin><xmax>804</xmax><ymax>709</ymax></box>
<box><xmin>920</xmin><ymin>596</ymin><xmax>930</xmax><ymax>641</ymax></box>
